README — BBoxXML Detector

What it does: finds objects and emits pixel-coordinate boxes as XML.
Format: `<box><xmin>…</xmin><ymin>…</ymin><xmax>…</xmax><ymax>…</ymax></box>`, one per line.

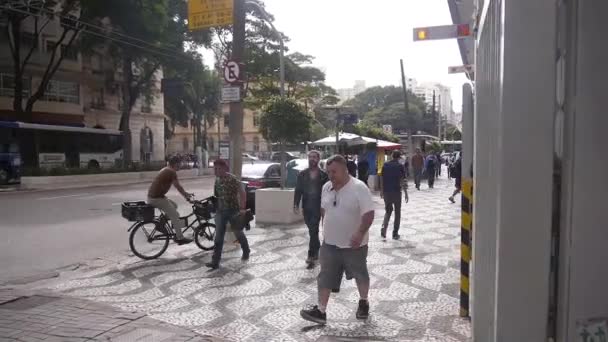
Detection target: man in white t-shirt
<box><xmin>300</xmin><ymin>155</ymin><xmax>375</xmax><ymax>324</ymax></box>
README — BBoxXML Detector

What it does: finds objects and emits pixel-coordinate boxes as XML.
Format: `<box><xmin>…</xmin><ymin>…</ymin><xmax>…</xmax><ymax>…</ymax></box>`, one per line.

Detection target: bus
<box><xmin>0</xmin><ymin>133</ymin><xmax>21</xmax><ymax>185</ymax></box>
<box><xmin>0</xmin><ymin>121</ymin><xmax>123</xmax><ymax>174</ymax></box>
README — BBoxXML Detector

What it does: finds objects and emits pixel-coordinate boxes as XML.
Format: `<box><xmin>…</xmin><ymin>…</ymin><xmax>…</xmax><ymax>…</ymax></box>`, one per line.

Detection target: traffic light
<box><xmin>457</xmin><ymin>24</ymin><xmax>470</xmax><ymax>38</ymax></box>
<box><xmin>413</xmin><ymin>24</ymin><xmax>472</xmax><ymax>41</ymax></box>
<box><xmin>415</xmin><ymin>28</ymin><xmax>428</xmax><ymax>41</ymax></box>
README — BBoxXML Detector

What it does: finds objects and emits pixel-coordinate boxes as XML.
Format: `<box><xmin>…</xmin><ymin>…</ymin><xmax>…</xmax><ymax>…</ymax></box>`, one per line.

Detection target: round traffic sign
<box><xmin>223</xmin><ymin>61</ymin><xmax>241</xmax><ymax>84</ymax></box>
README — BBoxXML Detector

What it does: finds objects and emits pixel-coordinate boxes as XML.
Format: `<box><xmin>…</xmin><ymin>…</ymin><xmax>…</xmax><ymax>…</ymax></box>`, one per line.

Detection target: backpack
<box><xmin>427</xmin><ymin>157</ymin><xmax>435</xmax><ymax>169</ymax></box>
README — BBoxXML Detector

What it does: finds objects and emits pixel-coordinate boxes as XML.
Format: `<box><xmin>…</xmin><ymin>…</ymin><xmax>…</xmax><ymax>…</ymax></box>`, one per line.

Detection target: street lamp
<box><xmin>245</xmin><ymin>1</ymin><xmax>285</xmax><ymax>98</ymax></box>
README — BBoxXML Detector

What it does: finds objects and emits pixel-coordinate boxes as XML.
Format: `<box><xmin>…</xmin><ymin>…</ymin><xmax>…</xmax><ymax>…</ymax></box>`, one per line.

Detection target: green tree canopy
<box><xmin>344</xmin><ymin>86</ymin><xmax>431</xmax><ymax>135</ymax></box>
<box><xmin>259</xmin><ymin>97</ymin><xmax>311</xmax><ymax>144</ymax></box>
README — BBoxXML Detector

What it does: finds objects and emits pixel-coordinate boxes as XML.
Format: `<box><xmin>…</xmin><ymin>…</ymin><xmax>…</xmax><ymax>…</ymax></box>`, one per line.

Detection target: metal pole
<box><xmin>400</xmin><ymin>59</ymin><xmax>413</xmax><ymax>174</ymax></box>
<box><xmin>229</xmin><ymin>0</ymin><xmax>245</xmax><ymax>178</ymax></box>
<box><xmin>460</xmin><ymin>82</ymin><xmax>474</xmax><ymax>318</ymax></box>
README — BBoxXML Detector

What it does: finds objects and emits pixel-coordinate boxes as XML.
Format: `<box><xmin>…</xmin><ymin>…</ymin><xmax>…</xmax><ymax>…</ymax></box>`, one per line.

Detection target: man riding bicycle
<box><xmin>147</xmin><ymin>155</ymin><xmax>194</xmax><ymax>245</ymax></box>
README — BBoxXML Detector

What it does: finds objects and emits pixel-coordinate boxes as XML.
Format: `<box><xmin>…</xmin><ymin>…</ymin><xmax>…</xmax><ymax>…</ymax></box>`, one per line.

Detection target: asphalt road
<box><xmin>0</xmin><ymin>177</ymin><xmax>215</xmax><ymax>283</ymax></box>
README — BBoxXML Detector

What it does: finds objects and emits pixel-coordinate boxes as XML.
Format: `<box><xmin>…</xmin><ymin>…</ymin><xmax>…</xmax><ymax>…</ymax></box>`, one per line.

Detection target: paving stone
<box><xmin>17</xmin><ymin>175</ymin><xmax>469</xmax><ymax>341</ymax></box>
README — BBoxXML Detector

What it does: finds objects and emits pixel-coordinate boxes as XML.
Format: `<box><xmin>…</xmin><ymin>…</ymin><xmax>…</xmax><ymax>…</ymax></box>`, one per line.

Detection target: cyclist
<box><xmin>147</xmin><ymin>155</ymin><xmax>194</xmax><ymax>245</ymax></box>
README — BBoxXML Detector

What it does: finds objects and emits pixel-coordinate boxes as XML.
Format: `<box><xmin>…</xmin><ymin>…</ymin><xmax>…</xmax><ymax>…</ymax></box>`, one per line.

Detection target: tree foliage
<box><xmin>344</xmin><ymin>86</ymin><xmax>431</xmax><ymax>135</ymax></box>
<box><xmin>163</xmin><ymin>53</ymin><xmax>221</xmax><ymax>150</ymax></box>
<box><xmin>2</xmin><ymin>0</ymin><xmax>86</xmax><ymax>120</ymax></box>
<box><xmin>211</xmin><ymin>3</ymin><xmax>337</xmax><ymax>113</ymax></box>
<box><xmin>84</xmin><ymin>0</ymin><xmax>213</xmax><ymax>162</ymax></box>
<box><xmin>259</xmin><ymin>97</ymin><xmax>311</xmax><ymax>144</ymax></box>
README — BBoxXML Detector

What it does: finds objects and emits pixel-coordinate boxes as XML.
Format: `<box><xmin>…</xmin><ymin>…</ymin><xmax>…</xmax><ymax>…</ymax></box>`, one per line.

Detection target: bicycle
<box><xmin>121</xmin><ymin>196</ymin><xmax>217</xmax><ymax>260</ymax></box>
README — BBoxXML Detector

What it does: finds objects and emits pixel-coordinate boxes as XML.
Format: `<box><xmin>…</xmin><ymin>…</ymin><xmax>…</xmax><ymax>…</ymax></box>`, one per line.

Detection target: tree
<box><xmin>3</xmin><ymin>0</ymin><xmax>85</xmax><ymax>120</ymax></box>
<box><xmin>85</xmin><ymin>0</ymin><xmax>212</xmax><ymax>164</ymax></box>
<box><xmin>344</xmin><ymin>86</ymin><xmax>430</xmax><ymax>135</ymax></box>
<box><xmin>259</xmin><ymin>97</ymin><xmax>311</xmax><ymax>188</ymax></box>
<box><xmin>163</xmin><ymin>53</ymin><xmax>221</xmax><ymax>154</ymax></box>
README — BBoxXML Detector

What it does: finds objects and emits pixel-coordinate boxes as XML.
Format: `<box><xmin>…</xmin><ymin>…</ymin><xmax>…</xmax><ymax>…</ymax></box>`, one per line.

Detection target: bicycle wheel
<box><xmin>194</xmin><ymin>222</ymin><xmax>216</xmax><ymax>251</ymax></box>
<box><xmin>129</xmin><ymin>221</ymin><xmax>170</xmax><ymax>260</ymax></box>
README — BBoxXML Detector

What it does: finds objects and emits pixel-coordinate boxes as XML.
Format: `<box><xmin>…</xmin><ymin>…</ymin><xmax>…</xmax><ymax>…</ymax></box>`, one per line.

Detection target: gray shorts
<box><xmin>317</xmin><ymin>243</ymin><xmax>370</xmax><ymax>289</ymax></box>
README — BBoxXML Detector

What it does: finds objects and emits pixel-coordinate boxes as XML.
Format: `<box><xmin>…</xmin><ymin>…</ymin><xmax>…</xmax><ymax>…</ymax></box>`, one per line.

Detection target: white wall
<box><xmin>473</xmin><ymin>0</ymin><xmax>556</xmax><ymax>341</ymax></box>
<box><xmin>557</xmin><ymin>0</ymin><xmax>608</xmax><ymax>340</ymax></box>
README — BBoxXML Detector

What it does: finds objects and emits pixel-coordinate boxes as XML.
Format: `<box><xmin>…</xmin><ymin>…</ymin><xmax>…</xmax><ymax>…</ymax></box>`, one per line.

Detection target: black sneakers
<box><xmin>356</xmin><ymin>299</ymin><xmax>370</xmax><ymax>320</ymax></box>
<box><xmin>205</xmin><ymin>262</ymin><xmax>219</xmax><ymax>270</ymax></box>
<box><xmin>392</xmin><ymin>234</ymin><xmax>401</xmax><ymax>240</ymax></box>
<box><xmin>175</xmin><ymin>238</ymin><xmax>193</xmax><ymax>245</ymax></box>
<box><xmin>300</xmin><ymin>305</ymin><xmax>327</xmax><ymax>325</ymax></box>
<box><xmin>380</xmin><ymin>227</ymin><xmax>387</xmax><ymax>239</ymax></box>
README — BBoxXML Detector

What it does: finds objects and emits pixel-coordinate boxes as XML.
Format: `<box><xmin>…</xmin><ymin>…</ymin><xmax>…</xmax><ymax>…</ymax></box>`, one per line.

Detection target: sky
<box><xmin>202</xmin><ymin>0</ymin><xmax>469</xmax><ymax>112</ymax></box>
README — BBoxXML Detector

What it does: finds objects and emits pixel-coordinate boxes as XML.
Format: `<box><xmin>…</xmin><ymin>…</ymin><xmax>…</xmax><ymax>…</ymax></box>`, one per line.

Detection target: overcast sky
<box><xmin>202</xmin><ymin>0</ymin><xmax>469</xmax><ymax>111</ymax></box>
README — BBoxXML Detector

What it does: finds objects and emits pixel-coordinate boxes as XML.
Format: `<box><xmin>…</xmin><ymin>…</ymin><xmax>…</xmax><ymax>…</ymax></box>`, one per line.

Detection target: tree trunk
<box><xmin>10</xmin><ymin>19</ymin><xmax>25</xmax><ymax>117</ymax></box>
<box><xmin>120</xmin><ymin>55</ymin><xmax>134</xmax><ymax>166</ymax></box>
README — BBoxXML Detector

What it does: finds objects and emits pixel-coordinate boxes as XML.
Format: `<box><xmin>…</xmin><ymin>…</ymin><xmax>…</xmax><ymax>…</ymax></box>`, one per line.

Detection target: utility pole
<box><xmin>400</xmin><ymin>59</ymin><xmax>414</xmax><ymax>173</ymax></box>
<box><xmin>229</xmin><ymin>0</ymin><xmax>246</xmax><ymax>178</ymax></box>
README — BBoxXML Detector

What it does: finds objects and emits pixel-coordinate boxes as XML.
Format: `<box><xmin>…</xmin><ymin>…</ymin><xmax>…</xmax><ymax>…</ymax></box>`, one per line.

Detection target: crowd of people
<box><xmin>145</xmin><ymin>148</ymin><xmax>462</xmax><ymax>325</ymax></box>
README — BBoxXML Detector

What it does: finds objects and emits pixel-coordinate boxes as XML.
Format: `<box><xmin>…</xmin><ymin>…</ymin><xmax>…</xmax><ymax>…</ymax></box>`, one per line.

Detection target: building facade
<box><xmin>337</xmin><ymin>80</ymin><xmax>367</xmax><ymax>103</ymax></box>
<box><xmin>166</xmin><ymin>105</ymin><xmax>270</xmax><ymax>159</ymax></box>
<box><xmin>413</xmin><ymin>82</ymin><xmax>454</xmax><ymax>125</ymax></box>
<box><xmin>0</xmin><ymin>13</ymin><xmax>165</xmax><ymax>166</ymax></box>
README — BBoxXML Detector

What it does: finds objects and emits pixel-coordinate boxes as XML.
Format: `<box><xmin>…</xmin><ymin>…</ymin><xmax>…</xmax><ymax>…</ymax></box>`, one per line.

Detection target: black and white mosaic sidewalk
<box><xmin>31</xmin><ymin>177</ymin><xmax>470</xmax><ymax>342</ymax></box>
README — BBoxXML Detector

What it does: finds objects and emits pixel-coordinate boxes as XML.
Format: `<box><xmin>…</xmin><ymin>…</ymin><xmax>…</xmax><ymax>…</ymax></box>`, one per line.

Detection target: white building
<box><xmin>413</xmin><ymin>82</ymin><xmax>454</xmax><ymax>124</ymax></box>
<box><xmin>337</xmin><ymin>80</ymin><xmax>367</xmax><ymax>103</ymax></box>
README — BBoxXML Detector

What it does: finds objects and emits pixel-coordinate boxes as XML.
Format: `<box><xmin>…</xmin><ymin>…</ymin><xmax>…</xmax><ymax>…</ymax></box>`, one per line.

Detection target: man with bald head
<box><xmin>300</xmin><ymin>155</ymin><xmax>375</xmax><ymax>324</ymax></box>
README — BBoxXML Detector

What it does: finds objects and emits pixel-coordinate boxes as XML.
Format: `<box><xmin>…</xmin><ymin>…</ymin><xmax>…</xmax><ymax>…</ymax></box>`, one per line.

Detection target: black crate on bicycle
<box><xmin>193</xmin><ymin>197</ymin><xmax>216</xmax><ymax>220</ymax></box>
<box><xmin>121</xmin><ymin>201</ymin><xmax>155</xmax><ymax>222</ymax></box>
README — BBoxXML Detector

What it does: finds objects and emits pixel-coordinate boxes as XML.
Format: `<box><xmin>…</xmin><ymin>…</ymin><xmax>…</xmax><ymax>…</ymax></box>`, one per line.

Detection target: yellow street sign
<box><xmin>188</xmin><ymin>0</ymin><xmax>234</xmax><ymax>31</ymax></box>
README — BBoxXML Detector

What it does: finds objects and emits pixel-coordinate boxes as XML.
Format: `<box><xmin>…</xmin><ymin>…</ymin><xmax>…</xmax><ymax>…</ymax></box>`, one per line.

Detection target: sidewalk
<box><xmin>6</xmin><ymin>176</ymin><xmax>470</xmax><ymax>341</ymax></box>
<box><xmin>0</xmin><ymin>289</ymin><xmax>226</xmax><ymax>342</ymax></box>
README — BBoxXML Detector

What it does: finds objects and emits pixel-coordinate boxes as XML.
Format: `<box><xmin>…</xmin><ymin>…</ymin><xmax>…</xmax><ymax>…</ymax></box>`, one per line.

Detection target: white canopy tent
<box><xmin>312</xmin><ymin>132</ymin><xmax>401</xmax><ymax>150</ymax></box>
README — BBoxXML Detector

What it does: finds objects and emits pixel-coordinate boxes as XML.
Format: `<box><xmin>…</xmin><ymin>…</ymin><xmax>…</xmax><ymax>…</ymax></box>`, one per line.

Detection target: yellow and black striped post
<box><xmin>460</xmin><ymin>178</ymin><xmax>473</xmax><ymax>317</ymax></box>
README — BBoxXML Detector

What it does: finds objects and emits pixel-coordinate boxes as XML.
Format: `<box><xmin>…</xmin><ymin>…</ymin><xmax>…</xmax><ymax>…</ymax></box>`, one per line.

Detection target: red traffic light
<box><xmin>457</xmin><ymin>24</ymin><xmax>471</xmax><ymax>37</ymax></box>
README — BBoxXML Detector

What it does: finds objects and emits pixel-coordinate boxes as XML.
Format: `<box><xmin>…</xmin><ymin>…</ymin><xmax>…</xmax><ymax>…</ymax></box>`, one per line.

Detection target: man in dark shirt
<box><xmin>380</xmin><ymin>151</ymin><xmax>409</xmax><ymax>240</ymax></box>
<box><xmin>411</xmin><ymin>148</ymin><xmax>425</xmax><ymax>190</ymax></box>
<box><xmin>206</xmin><ymin>159</ymin><xmax>250</xmax><ymax>270</ymax></box>
<box><xmin>147</xmin><ymin>156</ymin><xmax>194</xmax><ymax>245</ymax></box>
<box><xmin>346</xmin><ymin>156</ymin><xmax>357</xmax><ymax>178</ymax></box>
<box><xmin>294</xmin><ymin>150</ymin><xmax>329</xmax><ymax>268</ymax></box>
<box><xmin>357</xmin><ymin>155</ymin><xmax>370</xmax><ymax>186</ymax></box>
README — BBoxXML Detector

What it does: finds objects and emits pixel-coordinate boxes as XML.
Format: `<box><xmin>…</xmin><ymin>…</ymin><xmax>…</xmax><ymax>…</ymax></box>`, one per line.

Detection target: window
<box><xmin>0</xmin><ymin>73</ymin><xmax>30</xmax><ymax>98</ymax></box>
<box><xmin>141</xmin><ymin>103</ymin><xmax>152</xmax><ymax>113</ymax></box>
<box><xmin>21</xmin><ymin>32</ymin><xmax>37</xmax><ymax>48</ymax></box>
<box><xmin>241</xmin><ymin>138</ymin><xmax>247</xmax><ymax>150</ymax></box>
<box><xmin>43</xmin><ymin>80</ymin><xmax>79</xmax><ymax>104</ymax></box>
<box><xmin>253</xmin><ymin>137</ymin><xmax>260</xmax><ymax>152</ymax></box>
<box><xmin>46</xmin><ymin>40</ymin><xmax>57</xmax><ymax>53</ymax></box>
<box><xmin>90</xmin><ymin>88</ymin><xmax>105</xmax><ymax>109</ymax></box>
<box><xmin>223</xmin><ymin>114</ymin><xmax>230</xmax><ymax>127</ymax></box>
<box><xmin>208</xmin><ymin>138</ymin><xmax>215</xmax><ymax>151</ymax></box>
<box><xmin>253</xmin><ymin>114</ymin><xmax>260</xmax><ymax>127</ymax></box>
<box><xmin>61</xmin><ymin>44</ymin><xmax>78</xmax><ymax>61</ymax></box>
<box><xmin>183</xmin><ymin>137</ymin><xmax>189</xmax><ymax>152</ymax></box>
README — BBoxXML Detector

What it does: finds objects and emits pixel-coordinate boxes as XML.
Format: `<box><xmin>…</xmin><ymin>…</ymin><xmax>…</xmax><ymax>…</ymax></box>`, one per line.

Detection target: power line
<box><xmin>0</xmin><ymin>4</ymin><xmax>196</xmax><ymax>63</ymax></box>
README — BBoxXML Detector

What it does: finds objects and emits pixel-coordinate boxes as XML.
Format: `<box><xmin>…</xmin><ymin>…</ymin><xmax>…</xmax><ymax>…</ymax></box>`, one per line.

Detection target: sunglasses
<box><xmin>333</xmin><ymin>192</ymin><xmax>338</xmax><ymax>207</ymax></box>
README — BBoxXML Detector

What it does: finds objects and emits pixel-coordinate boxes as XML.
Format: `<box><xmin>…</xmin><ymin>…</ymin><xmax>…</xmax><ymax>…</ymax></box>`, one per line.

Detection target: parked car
<box><xmin>242</xmin><ymin>153</ymin><xmax>259</xmax><ymax>163</ymax></box>
<box><xmin>271</xmin><ymin>151</ymin><xmax>297</xmax><ymax>162</ymax></box>
<box><xmin>241</xmin><ymin>162</ymin><xmax>282</xmax><ymax>214</ymax></box>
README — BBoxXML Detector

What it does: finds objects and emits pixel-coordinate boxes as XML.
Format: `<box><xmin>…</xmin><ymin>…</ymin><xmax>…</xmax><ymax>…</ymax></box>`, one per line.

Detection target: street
<box><xmin>0</xmin><ymin>177</ymin><xmax>215</xmax><ymax>284</ymax></box>
<box><xmin>6</xmin><ymin>176</ymin><xmax>470</xmax><ymax>341</ymax></box>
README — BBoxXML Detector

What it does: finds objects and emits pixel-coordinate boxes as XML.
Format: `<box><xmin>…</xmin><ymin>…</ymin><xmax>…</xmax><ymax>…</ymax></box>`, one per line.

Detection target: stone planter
<box><xmin>255</xmin><ymin>188</ymin><xmax>303</xmax><ymax>226</ymax></box>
